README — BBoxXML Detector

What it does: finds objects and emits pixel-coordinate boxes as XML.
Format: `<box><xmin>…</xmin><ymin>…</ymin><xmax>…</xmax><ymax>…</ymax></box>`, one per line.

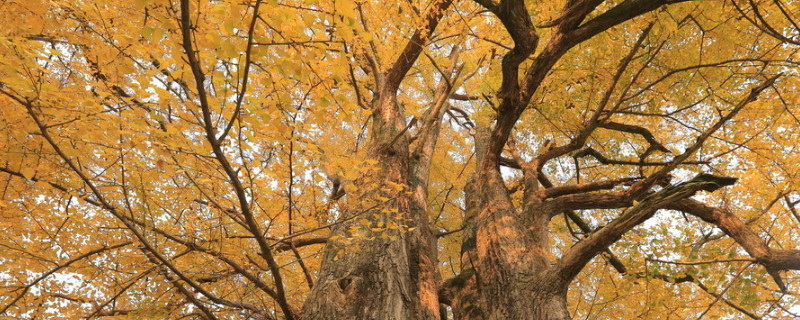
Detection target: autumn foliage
<box><xmin>1</xmin><ymin>0</ymin><xmax>800</xmax><ymax>319</ymax></box>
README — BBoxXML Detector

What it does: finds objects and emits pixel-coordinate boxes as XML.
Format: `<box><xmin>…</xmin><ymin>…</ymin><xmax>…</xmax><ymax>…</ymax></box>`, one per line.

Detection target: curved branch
<box><xmin>732</xmin><ymin>0</ymin><xmax>800</xmax><ymax>46</ymax></box>
<box><xmin>531</xmin><ymin>23</ymin><xmax>653</xmax><ymax>169</ymax></box>
<box><xmin>597</xmin><ymin>121</ymin><xmax>670</xmax><ymax>153</ymax></box>
<box><xmin>667</xmin><ymin>198</ymin><xmax>800</xmax><ymax>291</ymax></box>
<box><xmin>551</xmin><ymin>174</ymin><xmax>737</xmax><ymax>288</ymax></box>
<box><xmin>544</xmin><ymin>190</ymin><xmax>632</xmax><ymax>212</ymax></box>
<box><xmin>485</xmin><ymin>0</ymin><xmax>684</xmax><ymax>165</ymax></box>
<box><xmin>563</xmin><ymin>211</ymin><xmax>628</xmax><ymax>274</ymax></box>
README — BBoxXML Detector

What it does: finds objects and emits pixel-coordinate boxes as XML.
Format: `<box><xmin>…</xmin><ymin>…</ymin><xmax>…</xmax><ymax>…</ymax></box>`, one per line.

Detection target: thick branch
<box><xmin>273</xmin><ymin>237</ymin><xmax>328</xmax><ymax>252</ymax></box>
<box><xmin>551</xmin><ymin>174</ymin><xmax>737</xmax><ymax>288</ymax></box>
<box><xmin>537</xmin><ymin>173</ymin><xmax>628</xmax><ymax>274</ymax></box>
<box><xmin>438</xmin><ymin>269</ymin><xmax>476</xmax><ymax>306</ymax></box>
<box><xmin>541</xmin><ymin>177</ymin><xmax>639</xmax><ymax>199</ymax></box>
<box><xmin>568</xmin><ymin>0</ymin><xmax>687</xmax><ymax>45</ymax></box>
<box><xmin>384</xmin><ymin>0</ymin><xmax>454</xmax><ymax>93</ymax></box>
<box><xmin>563</xmin><ymin>211</ymin><xmax>628</xmax><ymax>274</ymax></box>
<box><xmin>554</xmin><ymin>0</ymin><xmax>605</xmax><ymax>31</ymax></box>
<box><xmin>488</xmin><ymin>0</ymin><xmax>539</xmax><ymax>101</ymax></box>
<box><xmin>668</xmin><ymin>199</ymin><xmax>800</xmax><ymax>291</ymax></box>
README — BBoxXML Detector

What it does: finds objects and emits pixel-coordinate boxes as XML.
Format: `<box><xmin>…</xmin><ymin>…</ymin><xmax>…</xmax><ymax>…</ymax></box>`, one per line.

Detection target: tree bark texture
<box><xmin>452</xmin><ymin>127</ymin><xmax>573</xmax><ymax>320</ymax></box>
<box><xmin>304</xmin><ymin>1</ymin><xmax>800</xmax><ymax>320</ymax></box>
<box><xmin>302</xmin><ymin>93</ymin><xmax>439</xmax><ymax>319</ymax></box>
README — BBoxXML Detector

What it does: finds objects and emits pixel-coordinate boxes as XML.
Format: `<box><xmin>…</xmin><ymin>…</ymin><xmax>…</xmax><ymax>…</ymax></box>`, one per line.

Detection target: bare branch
<box><xmin>542</xmin><ymin>177</ymin><xmax>639</xmax><ymax>199</ymax></box>
<box><xmin>219</xmin><ymin>0</ymin><xmax>263</xmax><ymax>142</ymax></box>
<box><xmin>574</xmin><ymin>147</ymin><xmax>708</xmax><ymax>166</ymax></box>
<box><xmin>597</xmin><ymin>121</ymin><xmax>670</xmax><ymax>153</ymax></box>
<box><xmin>627</xmin><ymin>74</ymin><xmax>780</xmax><ymax>197</ymax></box>
<box><xmin>646</xmin><ymin>257</ymin><xmax>756</xmax><ymax>266</ymax></box>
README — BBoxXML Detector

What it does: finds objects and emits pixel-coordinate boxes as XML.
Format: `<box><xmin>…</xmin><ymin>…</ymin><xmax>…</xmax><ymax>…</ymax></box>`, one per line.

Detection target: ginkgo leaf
<box><xmin>20</xmin><ymin>167</ymin><xmax>35</xmax><ymax>180</ymax></box>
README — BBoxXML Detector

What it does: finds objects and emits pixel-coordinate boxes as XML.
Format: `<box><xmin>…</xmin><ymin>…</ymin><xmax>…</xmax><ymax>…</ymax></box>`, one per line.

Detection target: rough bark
<box><xmin>452</xmin><ymin>126</ymin><xmax>573</xmax><ymax>320</ymax></box>
<box><xmin>448</xmin><ymin>1</ymin><xmax>701</xmax><ymax>319</ymax></box>
<box><xmin>301</xmin><ymin>112</ymin><xmax>416</xmax><ymax>319</ymax></box>
<box><xmin>301</xmin><ymin>91</ymin><xmax>435</xmax><ymax>320</ymax></box>
<box><xmin>301</xmin><ymin>1</ymin><xmax>453</xmax><ymax>319</ymax></box>
<box><xmin>304</xmin><ymin>1</ymin><xmax>792</xmax><ymax>320</ymax></box>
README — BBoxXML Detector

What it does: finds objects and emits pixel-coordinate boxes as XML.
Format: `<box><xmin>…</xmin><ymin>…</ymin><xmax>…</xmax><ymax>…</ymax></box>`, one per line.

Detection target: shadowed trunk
<box><xmin>301</xmin><ymin>2</ymin><xmax>453</xmax><ymax>316</ymax></box>
<box><xmin>452</xmin><ymin>128</ymin><xmax>571</xmax><ymax>320</ymax></box>
<box><xmin>302</xmin><ymin>93</ymin><xmax>439</xmax><ymax>319</ymax></box>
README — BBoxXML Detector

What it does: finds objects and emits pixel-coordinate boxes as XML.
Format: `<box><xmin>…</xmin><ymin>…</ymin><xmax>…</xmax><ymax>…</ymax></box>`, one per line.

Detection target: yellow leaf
<box><xmin>20</xmin><ymin>167</ymin><xmax>35</xmax><ymax>180</ymax></box>
<box><xmin>141</xmin><ymin>26</ymin><xmax>155</xmax><ymax>40</ymax></box>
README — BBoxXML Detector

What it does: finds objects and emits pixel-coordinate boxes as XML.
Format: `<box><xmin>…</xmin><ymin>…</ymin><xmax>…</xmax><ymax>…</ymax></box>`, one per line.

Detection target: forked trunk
<box><xmin>453</xmin><ymin>194</ymin><xmax>572</xmax><ymax>319</ymax></box>
<box><xmin>451</xmin><ymin>129</ymin><xmax>572</xmax><ymax>320</ymax></box>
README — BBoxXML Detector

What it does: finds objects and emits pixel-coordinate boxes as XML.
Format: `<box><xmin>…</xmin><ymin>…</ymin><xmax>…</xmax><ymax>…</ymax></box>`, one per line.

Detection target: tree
<box><xmin>1</xmin><ymin>0</ymin><xmax>799</xmax><ymax>318</ymax></box>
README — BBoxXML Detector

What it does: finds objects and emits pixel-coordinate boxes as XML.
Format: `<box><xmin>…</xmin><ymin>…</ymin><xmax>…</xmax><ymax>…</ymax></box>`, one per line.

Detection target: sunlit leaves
<box><xmin>1</xmin><ymin>0</ymin><xmax>800</xmax><ymax>319</ymax></box>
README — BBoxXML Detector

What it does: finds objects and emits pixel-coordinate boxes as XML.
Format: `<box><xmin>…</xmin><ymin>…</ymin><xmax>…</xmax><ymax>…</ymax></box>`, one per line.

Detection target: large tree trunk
<box><xmin>305</xmin><ymin>1</ymin><xmax>684</xmax><ymax>318</ymax></box>
<box><xmin>302</xmin><ymin>95</ymin><xmax>438</xmax><ymax>319</ymax></box>
<box><xmin>452</xmin><ymin>129</ymin><xmax>572</xmax><ymax>320</ymax></box>
<box><xmin>301</xmin><ymin>1</ymin><xmax>453</xmax><ymax>314</ymax></box>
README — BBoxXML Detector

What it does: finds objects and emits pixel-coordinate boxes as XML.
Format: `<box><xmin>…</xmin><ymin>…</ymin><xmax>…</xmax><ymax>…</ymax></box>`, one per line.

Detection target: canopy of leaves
<box><xmin>0</xmin><ymin>0</ymin><xmax>799</xmax><ymax>319</ymax></box>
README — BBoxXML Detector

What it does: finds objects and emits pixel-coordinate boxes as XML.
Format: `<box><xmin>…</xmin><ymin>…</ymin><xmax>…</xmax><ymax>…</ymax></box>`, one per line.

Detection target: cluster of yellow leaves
<box><xmin>0</xmin><ymin>0</ymin><xmax>799</xmax><ymax>318</ymax></box>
